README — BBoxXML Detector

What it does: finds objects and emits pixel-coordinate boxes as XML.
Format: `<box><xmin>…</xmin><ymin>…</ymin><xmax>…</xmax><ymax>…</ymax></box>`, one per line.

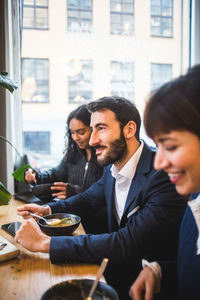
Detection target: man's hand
<box><xmin>129</xmin><ymin>267</ymin><xmax>155</xmax><ymax>300</ymax></box>
<box><xmin>51</xmin><ymin>182</ymin><xmax>67</xmax><ymax>199</ymax></box>
<box><xmin>15</xmin><ymin>218</ymin><xmax>50</xmax><ymax>253</ymax></box>
<box><xmin>25</xmin><ymin>168</ymin><xmax>37</xmax><ymax>184</ymax></box>
<box><xmin>17</xmin><ymin>203</ymin><xmax>51</xmax><ymax>219</ymax></box>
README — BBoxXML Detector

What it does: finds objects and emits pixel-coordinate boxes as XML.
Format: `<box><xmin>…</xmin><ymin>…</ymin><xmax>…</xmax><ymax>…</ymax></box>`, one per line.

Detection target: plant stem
<box><xmin>0</xmin><ymin>135</ymin><xmax>22</xmax><ymax>160</ymax></box>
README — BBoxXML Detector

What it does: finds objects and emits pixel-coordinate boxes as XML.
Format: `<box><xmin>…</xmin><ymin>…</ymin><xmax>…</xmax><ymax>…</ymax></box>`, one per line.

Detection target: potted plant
<box><xmin>0</xmin><ymin>71</ymin><xmax>31</xmax><ymax>205</ymax></box>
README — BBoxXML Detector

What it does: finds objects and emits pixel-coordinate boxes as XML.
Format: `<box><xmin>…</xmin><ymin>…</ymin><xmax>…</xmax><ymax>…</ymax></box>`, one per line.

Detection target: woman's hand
<box><xmin>15</xmin><ymin>218</ymin><xmax>50</xmax><ymax>253</ymax></box>
<box><xmin>17</xmin><ymin>203</ymin><xmax>51</xmax><ymax>219</ymax></box>
<box><xmin>25</xmin><ymin>168</ymin><xmax>37</xmax><ymax>184</ymax></box>
<box><xmin>129</xmin><ymin>267</ymin><xmax>156</xmax><ymax>300</ymax></box>
<box><xmin>51</xmin><ymin>182</ymin><xmax>67</xmax><ymax>199</ymax></box>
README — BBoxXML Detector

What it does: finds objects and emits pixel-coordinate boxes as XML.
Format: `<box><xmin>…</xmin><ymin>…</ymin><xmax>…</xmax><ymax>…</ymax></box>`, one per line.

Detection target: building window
<box><xmin>151</xmin><ymin>63</ymin><xmax>172</xmax><ymax>90</ymax></box>
<box><xmin>22</xmin><ymin>58</ymin><xmax>49</xmax><ymax>103</ymax></box>
<box><xmin>110</xmin><ymin>0</ymin><xmax>134</xmax><ymax>35</ymax></box>
<box><xmin>111</xmin><ymin>61</ymin><xmax>134</xmax><ymax>101</ymax></box>
<box><xmin>68</xmin><ymin>59</ymin><xmax>93</xmax><ymax>103</ymax></box>
<box><xmin>22</xmin><ymin>0</ymin><xmax>48</xmax><ymax>29</ymax></box>
<box><xmin>67</xmin><ymin>0</ymin><xmax>93</xmax><ymax>33</ymax></box>
<box><xmin>151</xmin><ymin>0</ymin><xmax>173</xmax><ymax>37</ymax></box>
<box><xmin>23</xmin><ymin>131</ymin><xmax>50</xmax><ymax>154</ymax></box>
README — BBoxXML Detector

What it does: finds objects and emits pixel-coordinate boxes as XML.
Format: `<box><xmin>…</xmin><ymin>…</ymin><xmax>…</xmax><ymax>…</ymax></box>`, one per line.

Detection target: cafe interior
<box><xmin>0</xmin><ymin>1</ymin><xmax>200</xmax><ymax>299</ymax></box>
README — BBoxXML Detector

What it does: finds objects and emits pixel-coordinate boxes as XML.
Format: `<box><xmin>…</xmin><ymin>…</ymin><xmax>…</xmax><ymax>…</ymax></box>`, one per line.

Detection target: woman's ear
<box><xmin>123</xmin><ymin>121</ymin><xmax>137</xmax><ymax>139</ymax></box>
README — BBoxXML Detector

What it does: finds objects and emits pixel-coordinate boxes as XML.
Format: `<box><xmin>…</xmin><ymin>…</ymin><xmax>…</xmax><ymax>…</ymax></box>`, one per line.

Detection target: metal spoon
<box><xmin>86</xmin><ymin>258</ymin><xmax>109</xmax><ymax>300</ymax></box>
<box><xmin>28</xmin><ymin>212</ymin><xmax>67</xmax><ymax>226</ymax></box>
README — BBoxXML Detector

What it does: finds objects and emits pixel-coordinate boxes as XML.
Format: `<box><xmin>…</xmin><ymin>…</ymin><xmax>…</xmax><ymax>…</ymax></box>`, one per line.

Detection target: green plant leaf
<box><xmin>0</xmin><ymin>182</ymin><xmax>11</xmax><ymax>205</ymax></box>
<box><xmin>12</xmin><ymin>164</ymin><xmax>31</xmax><ymax>182</ymax></box>
<box><xmin>0</xmin><ymin>71</ymin><xmax>18</xmax><ymax>93</ymax></box>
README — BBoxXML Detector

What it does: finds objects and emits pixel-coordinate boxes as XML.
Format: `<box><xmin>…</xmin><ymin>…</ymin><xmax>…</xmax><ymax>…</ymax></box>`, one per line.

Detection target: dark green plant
<box><xmin>0</xmin><ymin>72</ymin><xmax>31</xmax><ymax>205</ymax></box>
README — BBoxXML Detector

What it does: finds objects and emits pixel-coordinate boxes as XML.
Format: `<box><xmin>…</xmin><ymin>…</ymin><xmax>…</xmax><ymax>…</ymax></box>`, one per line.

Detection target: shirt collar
<box><xmin>111</xmin><ymin>141</ymin><xmax>144</xmax><ymax>180</ymax></box>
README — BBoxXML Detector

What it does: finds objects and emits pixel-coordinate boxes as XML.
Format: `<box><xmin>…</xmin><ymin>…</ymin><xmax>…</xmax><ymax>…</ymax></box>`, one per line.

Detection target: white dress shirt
<box><xmin>111</xmin><ymin>141</ymin><xmax>144</xmax><ymax>225</ymax></box>
<box><xmin>188</xmin><ymin>194</ymin><xmax>200</xmax><ymax>254</ymax></box>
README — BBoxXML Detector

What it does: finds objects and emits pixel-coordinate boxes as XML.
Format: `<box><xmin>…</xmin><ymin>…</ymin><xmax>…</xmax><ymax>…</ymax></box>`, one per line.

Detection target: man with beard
<box><xmin>15</xmin><ymin>96</ymin><xmax>186</xmax><ymax>300</ymax></box>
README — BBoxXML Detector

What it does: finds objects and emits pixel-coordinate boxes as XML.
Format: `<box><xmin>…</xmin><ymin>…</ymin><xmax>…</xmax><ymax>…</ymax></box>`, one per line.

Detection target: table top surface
<box><xmin>0</xmin><ymin>198</ymin><xmax>101</xmax><ymax>300</ymax></box>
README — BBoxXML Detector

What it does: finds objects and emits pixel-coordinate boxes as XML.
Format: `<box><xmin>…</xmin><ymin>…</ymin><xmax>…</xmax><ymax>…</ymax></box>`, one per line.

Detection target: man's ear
<box><xmin>123</xmin><ymin>121</ymin><xmax>137</xmax><ymax>139</ymax></box>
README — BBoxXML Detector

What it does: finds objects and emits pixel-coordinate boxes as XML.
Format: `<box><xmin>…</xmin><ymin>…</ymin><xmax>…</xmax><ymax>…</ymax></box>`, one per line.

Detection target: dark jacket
<box><xmin>158</xmin><ymin>198</ymin><xmax>200</xmax><ymax>300</ymax></box>
<box><xmin>35</xmin><ymin>150</ymin><xmax>103</xmax><ymax>197</ymax></box>
<box><xmin>47</xmin><ymin>143</ymin><xmax>186</xmax><ymax>300</ymax></box>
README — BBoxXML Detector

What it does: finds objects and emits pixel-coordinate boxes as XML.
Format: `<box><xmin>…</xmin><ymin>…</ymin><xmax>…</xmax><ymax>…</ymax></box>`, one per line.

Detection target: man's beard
<box><xmin>96</xmin><ymin>132</ymin><xmax>127</xmax><ymax>167</ymax></box>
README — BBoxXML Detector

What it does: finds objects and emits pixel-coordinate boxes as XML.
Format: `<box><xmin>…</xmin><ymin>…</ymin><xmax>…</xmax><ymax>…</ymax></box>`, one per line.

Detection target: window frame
<box><xmin>21</xmin><ymin>57</ymin><xmax>49</xmax><ymax>103</ymax></box>
<box><xmin>110</xmin><ymin>0</ymin><xmax>134</xmax><ymax>36</ymax></box>
<box><xmin>150</xmin><ymin>0</ymin><xmax>173</xmax><ymax>38</ymax></box>
<box><xmin>23</xmin><ymin>131</ymin><xmax>51</xmax><ymax>154</ymax></box>
<box><xmin>22</xmin><ymin>0</ymin><xmax>49</xmax><ymax>30</ymax></box>
<box><xmin>67</xmin><ymin>0</ymin><xmax>93</xmax><ymax>33</ymax></box>
<box><xmin>68</xmin><ymin>59</ymin><xmax>93</xmax><ymax>103</ymax></box>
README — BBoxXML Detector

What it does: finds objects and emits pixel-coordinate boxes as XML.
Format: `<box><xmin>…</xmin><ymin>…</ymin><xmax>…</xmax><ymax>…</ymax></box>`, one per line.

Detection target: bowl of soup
<box><xmin>40</xmin><ymin>279</ymin><xmax>119</xmax><ymax>300</ymax></box>
<box><xmin>37</xmin><ymin>213</ymin><xmax>81</xmax><ymax>236</ymax></box>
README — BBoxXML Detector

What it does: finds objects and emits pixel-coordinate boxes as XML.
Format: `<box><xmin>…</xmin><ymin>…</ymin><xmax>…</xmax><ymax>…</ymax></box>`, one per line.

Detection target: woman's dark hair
<box><xmin>64</xmin><ymin>104</ymin><xmax>91</xmax><ymax>162</ymax></box>
<box><xmin>87</xmin><ymin>96</ymin><xmax>141</xmax><ymax>141</ymax></box>
<box><xmin>144</xmin><ymin>64</ymin><xmax>200</xmax><ymax>140</ymax></box>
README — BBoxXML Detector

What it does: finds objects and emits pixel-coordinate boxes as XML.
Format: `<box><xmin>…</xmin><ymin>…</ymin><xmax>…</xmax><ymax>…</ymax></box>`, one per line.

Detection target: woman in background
<box><xmin>25</xmin><ymin>104</ymin><xmax>103</xmax><ymax>199</ymax></box>
<box><xmin>129</xmin><ymin>64</ymin><xmax>200</xmax><ymax>300</ymax></box>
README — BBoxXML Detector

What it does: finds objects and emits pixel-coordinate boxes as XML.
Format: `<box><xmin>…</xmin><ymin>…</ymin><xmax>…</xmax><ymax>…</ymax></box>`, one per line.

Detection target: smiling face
<box><xmin>69</xmin><ymin>118</ymin><xmax>91</xmax><ymax>150</ymax></box>
<box><xmin>89</xmin><ymin>109</ymin><xmax>127</xmax><ymax>167</ymax></box>
<box><xmin>154</xmin><ymin>130</ymin><xmax>200</xmax><ymax>195</ymax></box>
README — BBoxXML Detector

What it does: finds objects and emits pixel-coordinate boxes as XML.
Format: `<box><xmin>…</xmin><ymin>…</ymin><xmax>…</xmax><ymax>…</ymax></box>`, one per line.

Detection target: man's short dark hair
<box><xmin>87</xmin><ymin>96</ymin><xmax>141</xmax><ymax>140</ymax></box>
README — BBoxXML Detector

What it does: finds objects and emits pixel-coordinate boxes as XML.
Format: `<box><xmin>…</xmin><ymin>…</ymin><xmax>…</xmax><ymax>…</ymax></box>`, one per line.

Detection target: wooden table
<box><xmin>0</xmin><ymin>198</ymin><xmax>102</xmax><ymax>300</ymax></box>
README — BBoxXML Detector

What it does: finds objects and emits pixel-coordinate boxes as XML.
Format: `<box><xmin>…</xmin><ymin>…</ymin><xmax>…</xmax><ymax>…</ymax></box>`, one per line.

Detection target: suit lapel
<box><xmin>123</xmin><ymin>143</ymin><xmax>155</xmax><ymax>217</ymax></box>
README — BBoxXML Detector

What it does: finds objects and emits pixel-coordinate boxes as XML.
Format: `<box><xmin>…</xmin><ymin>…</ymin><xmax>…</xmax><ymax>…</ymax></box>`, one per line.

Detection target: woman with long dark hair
<box><xmin>25</xmin><ymin>104</ymin><xmax>103</xmax><ymax>199</ymax></box>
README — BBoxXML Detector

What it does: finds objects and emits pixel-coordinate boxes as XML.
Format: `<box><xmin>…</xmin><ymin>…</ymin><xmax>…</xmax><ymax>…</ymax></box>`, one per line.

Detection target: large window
<box><xmin>22</xmin><ymin>0</ymin><xmax>48</xmax><ymax>29</ymax></box>
<box><xmin>111</xmin><ymin>61</ymin><xmax>134</xmax><ymax>101</ymax></box>
<box><xmin>151</xmin><ymin>63</ymin><xmax>172</xmax><ymax>90</ymax></box>
<box><xmin>67</xmin><ymin>0</ymin><xmax>93</xmax><ymax>33</ymax></box>
<box><xmin>68</xmin><ymin>60</ymin><xmax>93</xmax><ymax>103</ymax></box>
<box><xmin>151</xmin><ymin>0</ymin><xmax>173</xmax><ymax>37</ymax></box>
<box><xmin>22</xmin><ymin>58</ymin><xmax>49</xmax><ymax>103</ymax></box>
<box><xmin>23</xmin><ymin>131</ymin><xmax>50</xmax><ymax>154</ymax></box>
<box><xmin>19</xmin><ymin>1</ymin><xmax>190</xmax><ymax>169</ymax></box>
<box><xmin>110</xmin><ymin>0</ymin><xmax>134</xmax><ymax>35</ymax></box>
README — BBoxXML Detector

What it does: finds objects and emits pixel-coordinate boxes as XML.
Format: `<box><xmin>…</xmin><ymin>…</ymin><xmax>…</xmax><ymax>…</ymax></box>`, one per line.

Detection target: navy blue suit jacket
<box><xmin>159</xmin><ymin>201</ymin><xmax>200</xmax><ymax>300</ymax></box>
<box><xmin>48</xmin><ymin>143</ymin><xmax>186</xmax><ymax>299</ymax></box>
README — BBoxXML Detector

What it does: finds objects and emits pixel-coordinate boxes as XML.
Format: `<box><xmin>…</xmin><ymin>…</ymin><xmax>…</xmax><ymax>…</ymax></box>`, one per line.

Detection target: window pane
<box><xmin>162</xmin><ymin>17</ymin><xmax>172</xmax><ymax>36</ymax></box>
<box><xmin>22</xmin><ymin>58</ymin><xmax>49</xmax><ymax>103</ymax></box>
<box><xmin>23</xmin><ymin>7</ymin><xmax>35</xmax><ymax>28</ymax></box>
<box><xmin>68</xmin><ymin>60</ymin><xmax>92</xmax><ymax>103</ymax></box>
<box><xmin>111</xmin><ymin>61</ymin><xmax>134</xmax><ymax>101</ymax></box>
<box><xmin>68</xmin><ymin>0</ymin><xmax>79</xmax><ymax>8</ymax></box>
<box><xmin>151</xmin><ymin>4</ymin><xmax>161</xmax><ymax>15</ymax></box>
<box><xmin>36</xmin><ymin>8</ymin><xmax>48</xmax><ymax>28</ymax></box>
<box><xmin>151</xmin><ymin>16</ymin><xmax>161</xmax><ymax>35</ymax></box>
<box><xmin>111</xmin><ymin>1</ymin><xmax>122</xmax><ymax>12</ymax></box>
<box><xmin>151</xmin><ymin>0</ymin><xmax>173</xmax><ymax>37</ymax></box>
<box><xmin>36</xmin><ymin>0</ymin><xmax>48</xmax><ymax>6</ymax></box>
<box><xmin>123</xmin><ymin>3</ymin><xmax>133</xmax><ymax>13</ymax></box>
<box><xmin>110</xmin><ymin>0</ymin><xmax>134</xmax><ymax>35</ymax></box>
<box><xmin>151</xmin><ymin>63</ymin><xmax>172</xmax><ymax>90</ymax></box>
<box><xmin>23</xmin><ymin>131</ymin><xmax>50</xmax><ymax>154</ymax></box>
<box><xmin>23</xmin><ymin>0</ymin><xmax>48</xmax><ymax>29</ymax></box>
<box><xmin>67</xmin><ymin>0</ymin><xmax>92</xmax><ymax>32</ymax></box>
<box><xmin>24</xmin><ymin>0</ymin><xmax>34</xmax><ymax>4</ymax></box>
<box><xmin>80</xmin><ymin>0</ymin><xmax>92</xmax><ymax>9</ymax></box>
<box><xmin>68</xmin><ymin>10</ymin><xmax>79</xmax><ymax>18</ymax></box>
